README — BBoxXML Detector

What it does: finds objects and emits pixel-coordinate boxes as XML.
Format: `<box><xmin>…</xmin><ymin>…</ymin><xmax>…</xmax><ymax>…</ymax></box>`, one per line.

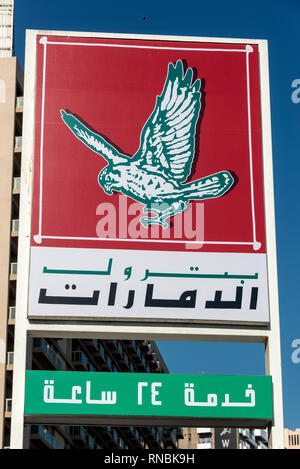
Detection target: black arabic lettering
<box><xmin>107</xmin><ymin>282</ymin><xmax>117</xmax><ymax>306</ymax></box>
<box><xmin>123</xmin><ymin>290</ymin><xmax>135</xmax><ymax>309</ymax></box>
<box><xmin>38</xmin><ymin>288</ymin><xmax>99</xmax><ymax>305</ymax></box>
<box><xmin>249</xmin><ymin>287</ymin><xmax>258</xmax><ymax>310</ymax></box>
<box><xmin>205</xmin><ymin>286</ymin><xmax>243</xmax><ymax>309</ymax></box>
<box><xmin>144</xmin><ymin>284</ymin><xmax>197</xmax><ymax>308</ymax></box>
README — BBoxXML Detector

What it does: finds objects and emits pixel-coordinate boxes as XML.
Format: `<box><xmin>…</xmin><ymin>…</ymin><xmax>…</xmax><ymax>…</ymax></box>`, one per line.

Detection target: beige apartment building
<box><xmin>0</xmin><ymin>0</ymin><xmax>19</xmax><ymax>447</ymax></box>
<box><xmin>0</xmin><ymin>57</ymin><xmax>23</xmax><ymax>449</ymax></box>
<box><xmin>284</xmin><ymin>429</ymin><xmax>300</xmax><ymax>450</ymax></box>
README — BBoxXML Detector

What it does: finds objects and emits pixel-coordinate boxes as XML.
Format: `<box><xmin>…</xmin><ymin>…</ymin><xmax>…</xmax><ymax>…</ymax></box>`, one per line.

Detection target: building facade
<box><xmin>284</xmin><ymin>428</ymin><xmax>300</xmax><ymax>449</ymax></box>
<box><xmin>0</xmin><ymin>7</ymin><xmax>183</xmax><ymax>448</ymax></box>
<box><xmin>0</xmin><ymin>0</ymin><xmax>14</xmax><ymax>58</ymax></box>
<box><xmin>0</xmin><ymin>54</ymin><xmax>23</xmax><ymax>448</ymax></box>
<box><xmin>179</xmin><ymin>427</ymin><xmax>268</xmax><ymax>449</ymax></box>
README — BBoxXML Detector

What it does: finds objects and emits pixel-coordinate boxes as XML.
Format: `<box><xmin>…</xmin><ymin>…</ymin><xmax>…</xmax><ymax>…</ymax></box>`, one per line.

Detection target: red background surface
<box><xmin>31</xmin><ymin>36</ymin><xmax>266</xmax><ymax>253</ymax></box>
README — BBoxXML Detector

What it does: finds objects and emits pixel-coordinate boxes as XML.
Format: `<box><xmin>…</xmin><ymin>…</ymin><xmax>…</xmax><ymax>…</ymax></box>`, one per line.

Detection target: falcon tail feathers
<box><xmin>165</xmin><ymin>171</ymin><xmax>234</xmax><ymax>201</ymax></box>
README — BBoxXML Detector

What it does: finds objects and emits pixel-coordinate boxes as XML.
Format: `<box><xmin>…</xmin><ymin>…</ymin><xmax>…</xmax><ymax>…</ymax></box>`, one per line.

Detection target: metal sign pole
<box><xmin>259</xmin><ymin>40</ymin><xmax>284</xmax><ymax>449</ymax></box>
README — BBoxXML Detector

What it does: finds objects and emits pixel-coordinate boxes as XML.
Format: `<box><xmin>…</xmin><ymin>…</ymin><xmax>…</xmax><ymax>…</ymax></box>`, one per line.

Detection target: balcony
<box><xmin>11</xmin><ymin>218</ymin><xmax>19</xmax><ymax>236</ymax></box>
<box><xmin>142</xmin><ymin>340</ymin><xmax>153</xmax><ymax>355</ymax></box>
<box><xmin>9</xmin><ymin>262</ymin><xmax>17</xmax><ymax>280</ymax></box>
<box><xmin>129</xmin><ymin>361</ymin><xmax>135</xmax><ymax>373</ymax></box>
<box><xmin>10</xmin><ymin>261</ymin><xmax>17</xmax><ymax>275</ymax></box>
<box><xmin>253</xmin><ymin>429</ymin><xmax>268</xmax><ymax>448</ymax></box>
<box><xmin>102</xmin><ymin>353</ymin><xmax>112</xmax><ymax>371</ymax></box>
<box><xmin>5</xmin><ymin>398</ymin><xmax>12</xmax><ymax>417</ymax></box>
<box><xmin>106</xmin><ymin>339</ymin><xmax>119</xmax><ymax>351</ymax></box>
<box><xmin>92</xmin><ymin>342</ymin><xmax>112</xmax><ymax>370</ymax></box>
<box><xmin>15</xmin><ymin>98</ymin><xmax>23</xmax><ymax>135</ymax></box>
<box><xmin>33</xmin><ymin>338</ymin><xmax>63</xmax><ymax>370</ymax></box>
<box><xmin>107</xmin><ymin>340</ymin><xmax>131</xmax><ymax>371</ymax></box>
<box><xmin>162</xmin><ymin>429</ymin><xmax>178</xmax><ymax>449</ymax></box>
<box><xmin>95</xmin><ymin>344</ymin><xmax>113</xmax><ymax>371</ymax></box>
<box><xmin>6</xmin><ymin>351</ymin><xmax>14</xmax><ymax>370</ymax></box>
<box><xmin>70</xmin><ymin>426</ymin><xmax>88</xmax><ymax>448</ymax></box>
<box><xmin>72</xmin><ymin>350</ymin><xmax>89</xmax><ymax>371</ymax></box>
<box><xmin>8</xmin><ymin>306</ymin><xmax>16</xmax><ymax>323</ymax></box>
<box><xmin>16</xmin><ymin>96</ymin><xmax>24</xmax><ymax>110</ymax></box>
<box><xmin>31</xmin><ymin>425</ymin><xmax>60</xmax><ymax>449</ymax></box>
<box><xmin>121</xmin><ymin>426</ymin><xmax>145</xmax><ymax>449</ymax></box>
<box><xmin>11</xmin><ymin>190</ymin><xmax>20</xmax><ymax>222</ymax></box>
<box><xmin>95</xmin><ymin>426</ymin><xmax>119</xmax><ymax>448</ymax></box>
<box><xmin>13</xmin><ymin>148</ymin><xmax>21</xmax><ymax>176</ymax></box>
<box><xmin>89</xmin><ymin>362</ymin><xmax>96</xmax><ymax>372</ymax></box>
<box><xmin>123</xmin><ymin>339</ymin><xmax>137</xmax><ymax>352</ymax></box>
<box><xmin>239</xmin><ymin>429</ymin><xmax>257</xmax><ymax>448</ymax></box>
<box><xmin>12</xmin><ymin>177</ymin><xmax>20</xmax><ymax>194</ymax></box>
<box><xmin>142</xmin><ymin>427</ymin><xmax>163</xmax><ymax>449</ymax></box>
<box><xmin>98</xmin><ymin>343</ymin><xmax>106</xmax><ymax>360</ymax></box>
<box><xmin>84</xmin><ymin>338</ymin><xmax>99</xmax><ymax>354</ymax></box>
<box><xmin>110</xmin><ymin>428</ymin><xmax>126</xmax><ymax>449</ymax></box>
<box><xmin>87</xmin><ymin>434</ymin><xmax>95</xmax><ymax>449</ymax></box>
<box><xmin>14</xmin><ymin>136</ymin><xmax>22</xmax><ymax>152</ymax></box>
<box><xmin>135</xmin><ymin>354</ymin><xmax>150</xmax><ymax>372</ymax></box>
<box><xmin>150</xmin><ymin>358</ymin><xmax>161</xmax><ymax>372</ymax></box>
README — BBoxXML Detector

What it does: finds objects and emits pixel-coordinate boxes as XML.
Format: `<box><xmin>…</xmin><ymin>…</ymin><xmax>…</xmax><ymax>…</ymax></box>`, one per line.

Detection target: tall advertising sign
<box><xmin>27</xmin><ymin>34</ymin><xmax>269</xmax><ymax>324</ymax></box>
<box><xmin>11</xmin><ymin>31</ymin><xmax>284</xmax><ymax>449</ymax></box>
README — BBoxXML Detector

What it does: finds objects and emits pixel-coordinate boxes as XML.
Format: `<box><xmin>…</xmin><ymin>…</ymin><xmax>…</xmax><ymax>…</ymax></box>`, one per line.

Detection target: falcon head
<box><xmin>98</xmin><ymin>166</ymin><xmax>122</xmax><ymax>194</ymax></box>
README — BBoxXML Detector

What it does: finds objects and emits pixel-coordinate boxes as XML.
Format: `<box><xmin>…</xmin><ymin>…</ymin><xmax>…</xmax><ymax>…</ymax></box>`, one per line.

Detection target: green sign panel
<box><xmin>25</xmin><ymin>371</ymin><xmax>273</xmax><ymax>423</ymax></box>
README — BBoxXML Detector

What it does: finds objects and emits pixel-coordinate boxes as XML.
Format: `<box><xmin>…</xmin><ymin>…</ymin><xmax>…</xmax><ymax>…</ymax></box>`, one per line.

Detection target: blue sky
<box><xmin>14</xmin><ymin>0</ymin><xmax>300</xmax><ymax>430</ymax></box>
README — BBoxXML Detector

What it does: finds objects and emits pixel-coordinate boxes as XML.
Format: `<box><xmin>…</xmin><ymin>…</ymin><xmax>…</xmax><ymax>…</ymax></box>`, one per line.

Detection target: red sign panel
<box><xmin>31</xmin><ymin>36</ymin><xmax>265</xmax><ymax>253</ymax></box>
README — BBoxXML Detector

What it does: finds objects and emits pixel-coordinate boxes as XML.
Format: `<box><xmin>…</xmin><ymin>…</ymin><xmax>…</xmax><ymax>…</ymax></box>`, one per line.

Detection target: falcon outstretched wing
<box><xmin>60</xmin><ymin>110</ymin><xmax>128</xmax><ymax>165</ymax></box>
<box><xmin>133</xmin><ymin>60</ymin><xmax>201</xmax><ymax>184</ymax></box>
